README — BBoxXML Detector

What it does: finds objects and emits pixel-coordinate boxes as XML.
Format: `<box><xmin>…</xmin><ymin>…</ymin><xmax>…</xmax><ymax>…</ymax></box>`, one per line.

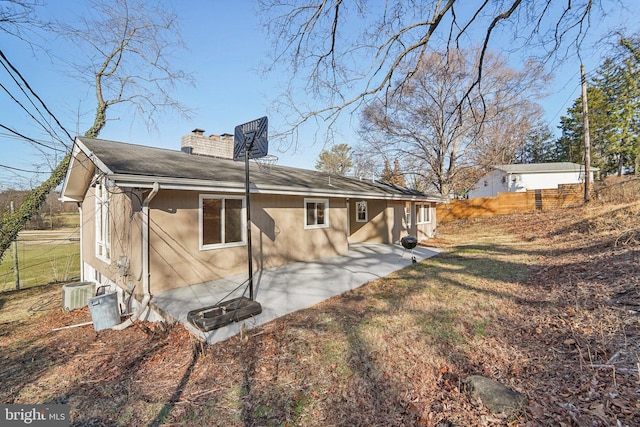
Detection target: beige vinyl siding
<box><xmin>250</xmin><ymin>194</ymin><xmax>348</xmax><ymax>271</ymax></box>
<box><xmin>348</xmin><ymin>199</ymin><xmax>411</xmax><ymax>244</ymax></box>
<box><xmin>81</xmin><ymin>185</ymin><xmax>143</xmax><ymax>295</ymax></box>
<box><xmin>348</xmin><ymin>199</ymin><xmax>386</xmax><ymax>243</ymax></box>
<box><xmin>146</xmin><ymin>192</ymin><xmax>349</xmax><ymax>294</ymax></box>
<box><xmin>83</xmin><ymin>186</ymin><xmax>432</xmax><ymax>296</ymax></box>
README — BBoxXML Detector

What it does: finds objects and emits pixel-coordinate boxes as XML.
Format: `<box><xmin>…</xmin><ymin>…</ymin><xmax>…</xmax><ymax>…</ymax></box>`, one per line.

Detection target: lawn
<box><xmin>0</xmin><ymin>228</ymin><xmax>80</xmax><ymax>292</ymax></box>
<box><xmin>1</xmin><ymin>202</ymin><xmax>638</xmax><ymax>426</ymax></box>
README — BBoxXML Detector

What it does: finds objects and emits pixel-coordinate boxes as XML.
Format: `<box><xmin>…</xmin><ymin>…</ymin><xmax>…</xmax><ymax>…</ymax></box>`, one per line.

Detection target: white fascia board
<box><xmin>75</xmin><ymin>137</ymin><xmax>114</xmax><ymax>175</ymax></box>
<box><xmin>60</xmin><ymin>195</ymin><xmax>84</xmax><ymax>203</ymax></box>
<box><xmin>110</xmin><ymin>174</ymin><xmax>246</xmax><ymax>193</ymax></box>
<box><xmin>60</xmin><ymin>150</ymin><xmax>79</xmax><ymax>202</ymax></box>
<box><xmin>60</xmin><ymin>141</ymin><xmax>99</xmax><ymax>202</ymax></box>
<box><xmin>252</xmin><ymin>185</ymin><xmax>442</xmax><ymax>202</ymax></box>
<box><xmin>109</xmin><ymin>174</ymin><xmax>443</xmax><ymax>202</ymax></box>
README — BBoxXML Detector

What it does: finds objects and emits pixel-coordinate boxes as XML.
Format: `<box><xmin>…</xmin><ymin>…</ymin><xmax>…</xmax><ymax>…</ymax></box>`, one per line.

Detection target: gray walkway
<box><xmin>152</xmin><ymin>243</ymin><xmax>441</xmax><ymax>344</ymax></box>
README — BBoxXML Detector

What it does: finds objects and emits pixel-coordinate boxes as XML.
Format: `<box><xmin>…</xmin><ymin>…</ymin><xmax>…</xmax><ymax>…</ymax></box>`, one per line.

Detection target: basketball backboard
<box><xmin>233</xmin><ymin>116</ymin><xmax>268</xmax><ymax>161</ymax></box>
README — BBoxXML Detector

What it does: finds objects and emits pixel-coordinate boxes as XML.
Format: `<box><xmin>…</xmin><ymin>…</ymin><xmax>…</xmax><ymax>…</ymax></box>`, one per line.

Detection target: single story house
<box><xmin>60</xmin><ymin>131</ymin><xmax>443</xmax><ymax>323</ymax></box>
<box><xmin>468</xmin><ymin>162</ymin><xmax>600</xmax><ymax>199</ymax></box>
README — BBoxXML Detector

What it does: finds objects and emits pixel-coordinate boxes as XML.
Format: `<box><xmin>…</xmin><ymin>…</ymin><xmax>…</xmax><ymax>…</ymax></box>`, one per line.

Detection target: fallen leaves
<box><xmin>2</xmin><ymin>200</ymin><xmax>640</xmax><ymax>426</ymax></box>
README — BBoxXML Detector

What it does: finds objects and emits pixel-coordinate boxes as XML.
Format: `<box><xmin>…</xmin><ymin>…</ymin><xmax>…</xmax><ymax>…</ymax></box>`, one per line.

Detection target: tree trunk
<box><xmin>0</xmin><ymin>154</ymin><xmax>71</xmax><ymax>262</ymax></box>
<box><xmin>618</xmin><ymin>154</ymin><xmax>624</xmax><ymax>177</ymax></box>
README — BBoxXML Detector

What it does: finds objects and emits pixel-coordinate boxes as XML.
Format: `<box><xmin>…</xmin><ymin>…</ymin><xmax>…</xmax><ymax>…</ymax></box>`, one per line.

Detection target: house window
<box><xmin>305</xmin><ymin>198</ymin><xmax>329</xmax><ymax>229</ymax></box>
<box><xmin>483</xmin><ymin>180</ymin><xmax>489</xmax><ymax>187</ymax></box>
<box><xmin>200</xmin><ymin>195</ymin><xmax>246</xmax><ymax>249</ymax></box>
<box><xmin>95</xmin><ymin>176</ymin><xmax>111</xmax><ymax>262</ymax></box>
<box><xmin>356</xmin><ymin>201</ymin><xmax>367</xmax><ymax>222</ymax></box>
<box><xmin>501</xmin><ymin>176</ymin><xmax>506</xmax><ymax>183</ymax></box>
<box><xmin>416</xmin><ymin>203</ymin><xmax>431</xmax><ymax>224</ymax></box>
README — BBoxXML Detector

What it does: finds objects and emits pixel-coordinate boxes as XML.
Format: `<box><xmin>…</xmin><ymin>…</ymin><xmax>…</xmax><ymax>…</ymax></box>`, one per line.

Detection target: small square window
<box><xmin>356</xmin><ymin>201</ymin><xmax>367</xmax><ymax>222</ymax></box>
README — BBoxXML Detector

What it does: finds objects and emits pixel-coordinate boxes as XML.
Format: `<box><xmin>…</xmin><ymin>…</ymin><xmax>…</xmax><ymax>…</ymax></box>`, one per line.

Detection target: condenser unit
<box><xmin>62</xmin><ymin>281</ymin><xmax>96</xmax><ymax>311</ymax></box>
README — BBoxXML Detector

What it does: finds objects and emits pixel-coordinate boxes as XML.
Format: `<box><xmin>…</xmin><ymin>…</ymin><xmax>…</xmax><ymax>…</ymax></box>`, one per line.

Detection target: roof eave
<box><xmin>108</xmin><ymin>174</ymin><xmax>442</xmax><ymax>202</ymax></box>
<box><xmin>60</xmin><ymin>140</ymin><xmax>98</xmax><ymax>202</ymax></box>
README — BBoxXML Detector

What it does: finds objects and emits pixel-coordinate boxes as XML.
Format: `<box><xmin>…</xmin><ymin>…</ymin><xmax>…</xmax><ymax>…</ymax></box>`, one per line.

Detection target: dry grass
<box><xmin>1</xmin><ymin>201</ymin><xmax>639</xmax><ymax>426</ymax></box>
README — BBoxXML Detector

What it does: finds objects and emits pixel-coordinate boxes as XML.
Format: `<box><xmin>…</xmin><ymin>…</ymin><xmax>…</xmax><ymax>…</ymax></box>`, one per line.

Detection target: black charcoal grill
<box><xmin>400</xmin><ymin>235</ymin><xmax>418</xmax><ymax>263</ymax></box>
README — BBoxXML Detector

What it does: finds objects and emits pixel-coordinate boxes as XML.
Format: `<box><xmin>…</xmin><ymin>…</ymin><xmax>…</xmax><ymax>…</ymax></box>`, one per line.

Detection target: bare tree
<box><xmin>474</xmin><ymin>104</ymin><xmax>546</xmax><ymax>168</ymax></box>
<box><xmin>359</xmin><ymin>48</ymin><xmax>545</xmax><ymax>197</ymax></box>
<box><xmin>58</xmin><ymin>0</ymin><xmax>193</xmax><ymax>137</ymax></box>
<box><xmin>351</xmin><ymin>147</ymin><xmax>379</xmax><ymax>180</ymax></box>
<box><xmin>0</xmin><ymin>0</ymin><xmax>47</xmax><ymax>40</ymax></box>
<box><xmin>260</xmin><ymin>0</ymin><xmax>612</xmax><ymax>147</ymax></box>
<box><xmin>0</xmin><ymin>0</ymin><xmax>192</xmax><ymax>261</ymax></box>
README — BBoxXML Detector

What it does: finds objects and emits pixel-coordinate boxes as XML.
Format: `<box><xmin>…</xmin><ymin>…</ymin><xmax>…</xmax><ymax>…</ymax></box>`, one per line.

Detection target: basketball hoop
<box><xmin>254</xmin><ymin>154</ymin><xmax>278</xmax><ymax>174</ymax></box>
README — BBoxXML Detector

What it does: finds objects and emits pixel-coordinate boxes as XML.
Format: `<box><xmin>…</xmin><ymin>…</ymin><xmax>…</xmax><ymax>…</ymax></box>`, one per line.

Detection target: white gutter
<box><xmin>109</xmin><ymin>176</ymin><xmax>445</xmax><ymax>203</ymax></box>
<box><xmin>78</xmin><ymin>203</ymin><xmax>83</xmax><ymax>281</ymax></box>
<box><xmin>112</xmin><ymin>182</ymin><xmax>159</xmax><ymax>330</ymax></box>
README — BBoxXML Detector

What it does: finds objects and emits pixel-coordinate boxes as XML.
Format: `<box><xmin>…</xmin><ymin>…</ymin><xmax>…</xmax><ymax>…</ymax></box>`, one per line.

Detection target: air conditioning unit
<box><xmin>62</xmin><ymin>282</ymin><xmax>96</xmax><ymax>311</ymax></box>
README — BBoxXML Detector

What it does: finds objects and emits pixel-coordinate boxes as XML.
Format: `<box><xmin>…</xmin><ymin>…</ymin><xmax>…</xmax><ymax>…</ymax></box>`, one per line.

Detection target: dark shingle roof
<box><xmin>75</xmin><ymin>136</ymin><xmax>441</xmax><ymax>201</ymax></box>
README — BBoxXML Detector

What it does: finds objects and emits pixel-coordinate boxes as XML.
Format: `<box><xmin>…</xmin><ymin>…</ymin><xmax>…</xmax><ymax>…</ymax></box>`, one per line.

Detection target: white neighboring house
<box><xmin>468</xmin><ymin>162</ymin><xmax>600</xmax><ymax>199</ymax></box>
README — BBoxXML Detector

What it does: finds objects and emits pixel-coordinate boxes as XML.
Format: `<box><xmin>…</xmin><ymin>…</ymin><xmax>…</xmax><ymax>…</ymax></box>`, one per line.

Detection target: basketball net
<box><xmin>254</xmin><ymin>154</ymin><xmax>278</xmax><ymax>174</ymax></box>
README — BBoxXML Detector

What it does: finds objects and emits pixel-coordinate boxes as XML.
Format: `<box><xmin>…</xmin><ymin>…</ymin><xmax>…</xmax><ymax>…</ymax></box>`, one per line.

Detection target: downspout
<box><xmin>112</xmin><ymin>182</ymin><xmax>159</xmax><ymax>330</ymax></box>
<box><xmin>78</xmin><ymin>203</ymin><xmax>83</xmax><ymax>281</ymax></box>
<box><xmin>346</xmin><ymin>198</ymin><xmax>350</xmax><ymax>248</ymax></box>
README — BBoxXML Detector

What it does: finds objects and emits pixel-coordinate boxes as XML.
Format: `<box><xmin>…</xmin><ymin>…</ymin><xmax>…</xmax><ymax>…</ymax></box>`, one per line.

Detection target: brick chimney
<box><xmin>181</xmin><ymin>128</ymin><xmax>234</xmax><ymax>159</ymax></box>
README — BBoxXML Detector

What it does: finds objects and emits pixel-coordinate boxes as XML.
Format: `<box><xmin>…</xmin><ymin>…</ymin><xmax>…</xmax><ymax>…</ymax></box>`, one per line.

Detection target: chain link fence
<box><xmin>0</xmin><ymin>230</ymin><xmax>80</xmax><ymax>293</ymax></box>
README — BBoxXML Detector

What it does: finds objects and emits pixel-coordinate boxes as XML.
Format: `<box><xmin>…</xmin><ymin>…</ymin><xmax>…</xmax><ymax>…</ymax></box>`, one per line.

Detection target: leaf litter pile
<box><xmin>1</xmin><ymin>201</ymin><xmax>639</xmax><ymax>426</ymax></box>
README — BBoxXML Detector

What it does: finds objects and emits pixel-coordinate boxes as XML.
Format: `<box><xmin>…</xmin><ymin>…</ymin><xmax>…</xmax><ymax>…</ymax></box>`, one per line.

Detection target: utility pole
<box><xmin>10</xmin><ymin>201</ymin><xmax>20</xmax><ymax>290</ymax></box>
<box><xmin>581</xmin><ymin>64</ymin><xmax>591</xmax><ymax>203</ymax></box>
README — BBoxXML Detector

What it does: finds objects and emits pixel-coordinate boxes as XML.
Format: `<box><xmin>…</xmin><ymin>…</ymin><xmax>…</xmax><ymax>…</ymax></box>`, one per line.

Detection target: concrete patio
<box><xmin>151</xmin><ymin>243</ymin><xmax>441</xmax><ymax>344</ymax></box>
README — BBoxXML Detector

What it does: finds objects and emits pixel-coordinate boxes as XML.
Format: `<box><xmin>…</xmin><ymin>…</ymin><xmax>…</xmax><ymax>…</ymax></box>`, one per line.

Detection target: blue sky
<box><xmin>1</xmin><ymin>0</ymin><xmax>639</xmax><ymax>191</ymax></box>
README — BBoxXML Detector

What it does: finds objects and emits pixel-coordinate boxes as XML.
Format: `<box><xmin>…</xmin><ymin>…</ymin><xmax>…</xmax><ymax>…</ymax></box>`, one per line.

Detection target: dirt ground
<box><xmin>1</xmin><ymin>200</ymin><xmax>639</xmax><ymax>426</ymax></box>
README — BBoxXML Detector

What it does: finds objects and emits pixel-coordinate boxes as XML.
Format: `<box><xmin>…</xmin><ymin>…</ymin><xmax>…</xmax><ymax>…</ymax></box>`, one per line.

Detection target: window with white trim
<box><xmin>95</xmin><ymin>177</ymin><xmax>111</xmax><ymax>262</ymax></box>
<box><xmin>356</xmin><ymin>201</ymin><xmax>367</xmax><ymax>222</ymax></box>
<box><xmin>404</xmin><ymin>203</ymin><xmax>411</xmax><ymax>228</ymax></box>
<box><xmin>305</xmin><ymin>198</ymin><xmax>329</xmax><ymax>229</ymax></box>
<box><xmin>200</xmin><ymin>195</ymin><xmax>246</xmax><ymax>249</ymax></box>
<box><xmin>416</xmin><ymin>203</ymin><xmax>431</xmax><ymax>224</ymax></box>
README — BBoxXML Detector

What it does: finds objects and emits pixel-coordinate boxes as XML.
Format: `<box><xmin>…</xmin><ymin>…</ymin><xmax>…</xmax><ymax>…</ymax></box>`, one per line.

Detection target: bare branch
<box><xmin>56</xmin><ymin>0</ymin><xmax>194</xmax><ymax>138</ymax></box>
<box><xmin>358</xmin><ymin>48</ymin><xmax>546</xmax><ymax>196</ymax></box>
<box><xmin>261</xmin><ymin>0</ymin><xmax>610</xmax><ymax>150</ymax></box>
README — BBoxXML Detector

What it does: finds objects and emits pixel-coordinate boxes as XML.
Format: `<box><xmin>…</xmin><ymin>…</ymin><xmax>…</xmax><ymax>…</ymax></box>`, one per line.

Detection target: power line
<box><xmin>546</xmin><ymin>65</ymin><xmax>602</xmax><ymax>125</ymax></box>
<box><xmin>0</xmin><ymin>49</ymin><xmax>74</xmax><ymax>147</ymax></box>
<box><xmin>0</xmin><ymin>163</ymin><xmax>50</xmax><ymax>174</ymax></box>
<box><xmin>0</xmin><ymin>80</ymin><xmax>67</xmax><ymax>147</ymax></box>
<box><xmin>0</xmin><ymin>124</ymin><xmax>64</xmax><ymax>152</ymax></box>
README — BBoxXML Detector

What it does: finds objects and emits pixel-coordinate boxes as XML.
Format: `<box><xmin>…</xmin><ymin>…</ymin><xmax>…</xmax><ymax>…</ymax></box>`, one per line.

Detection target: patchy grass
<box><xmin>1</xmin><ymin>202</ymin><xmax>639</xmax><ymax>426</ymax></box>
<box><xmin>0</xmin><ymin>229</ymin><xmax>80</xmax><ymax>292</ymax></box>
